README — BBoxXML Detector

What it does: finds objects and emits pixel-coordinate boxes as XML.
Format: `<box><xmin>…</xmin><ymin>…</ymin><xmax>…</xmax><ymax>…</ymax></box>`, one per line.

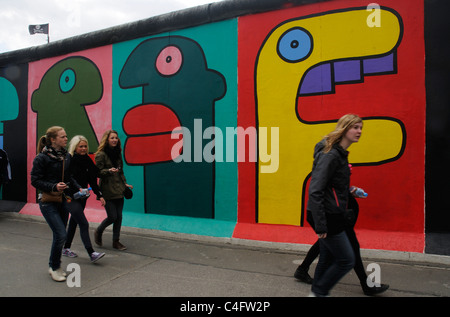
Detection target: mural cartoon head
<box><xmin>255</xmin><ymin>7</ymin><xmax>405</xmax><ymax>225</ymax></box>
<box><xmin>0</xmin><ymin>77</ymin><xmax>19</xmax><ymax>140</ymax></box>
<box><xmin>119</xmin><ymin>36</ymin><xmax>226</xmax><ymax>218</ymax></box>
<box><xmin>31</xmin><ymin>56</ymin><xmax>103</xmax><ymax>149</ymax></box>
<box><xmin>120</xmin><ymin>36</ymin><xmax>226</xmax><ymax>164</ymax></box>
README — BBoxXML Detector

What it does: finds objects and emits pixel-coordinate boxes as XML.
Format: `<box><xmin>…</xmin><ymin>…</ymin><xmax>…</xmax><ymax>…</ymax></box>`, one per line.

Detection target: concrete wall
<box><xmin>1</xmin><ymin>0</ymin><xmax>448</xmax><ymax>255</ymax></box>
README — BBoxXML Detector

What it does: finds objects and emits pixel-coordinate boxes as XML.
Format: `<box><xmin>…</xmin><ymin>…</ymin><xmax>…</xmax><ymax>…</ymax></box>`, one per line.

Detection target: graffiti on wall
<box><xmin>0</xmin><ymin>0</ymin><xmax>429</xmax><ymax>252</ymax></box>
<box><xmin>119</xmin><ymin>36</ymin><xmax>226</xmax><ymax>218</ymax></box>
<box><xmin>237</xmin><ymin>0</ymin><xmax>425</xmax><ymax>246</ymax></box>
<box><xmin>31</xmin><ymin>56</ymin><xmax>103</xmax><ymax>148</ymax></box>
<box><xmin>256</xmin><ymin>7</ymin><xmax>404</xmax><ymax>226</ymax></box>
<box><xmin>0</xmin><ymin>77</ymin><xmax>19</xmax><ymax>148</ymax></box>
<box><xmin>112</xmin><ymin>20</ymin><xmax>238</xmax><ymax>223</ymax></box>
<box><xmin>26</xmin><ymin>47</ymin><xmax>113</xmax><ymax>203</ymax></box>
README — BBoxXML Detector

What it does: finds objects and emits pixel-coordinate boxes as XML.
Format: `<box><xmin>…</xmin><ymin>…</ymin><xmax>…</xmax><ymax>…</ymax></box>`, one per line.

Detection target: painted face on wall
<box><xmin>31</xmin><ymin>57</ymin><xmax>103</xmax><ymax>149</ymax></box>
<box><xmin>119</xmin><ymin>36</ymin><xmax>226</xmax><ymax>218</ymax></box>
<box><xmin>253</xmin><ymin>7</ymin><xmax>404</xmax><ymax>226</ymax></box>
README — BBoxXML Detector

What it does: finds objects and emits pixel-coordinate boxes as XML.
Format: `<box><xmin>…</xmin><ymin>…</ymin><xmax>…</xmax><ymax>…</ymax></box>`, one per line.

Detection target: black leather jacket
<box><xmin>31</xmin><ymin>151</ymin><xmax>80</xmax><ymax>194</ymax></box>
<box><xmin>307</xmin><ymin>140</ymin><xmax>351</xmax><ymax>235</ymax></box>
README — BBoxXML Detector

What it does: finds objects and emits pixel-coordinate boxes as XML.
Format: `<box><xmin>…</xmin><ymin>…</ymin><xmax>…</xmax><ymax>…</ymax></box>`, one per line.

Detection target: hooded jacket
<box><xmin>307</xmin><ymin>140</ymin><xmax>351</xmax><ymax>235</ymax></box>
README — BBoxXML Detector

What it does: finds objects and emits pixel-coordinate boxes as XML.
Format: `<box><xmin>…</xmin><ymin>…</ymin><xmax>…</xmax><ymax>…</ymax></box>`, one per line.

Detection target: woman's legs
<box><xmin>311</xmin><ymin>231</ymin><xmax>355</xmax><ymax>296</ymax></box>
<box><xmin>66</xmin><ymin>200</ymin><xmax>95</xmax><ymax>255</ymax></box>
<box><xmin>96</xmin><ymin>198</ymin><xmax>124</xmax><ymax>245</ymax></box>
<box><xmin>39</xmin><ymin>200</ymin><xmax>69</xmax><ymax>271</ymax></box>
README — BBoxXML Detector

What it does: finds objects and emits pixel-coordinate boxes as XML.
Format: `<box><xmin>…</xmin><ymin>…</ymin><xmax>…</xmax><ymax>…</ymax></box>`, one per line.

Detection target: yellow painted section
<box><xmin>256</xmin><ymin>8</ymin><xmax>403</xmax><ymax>225</ymax></box>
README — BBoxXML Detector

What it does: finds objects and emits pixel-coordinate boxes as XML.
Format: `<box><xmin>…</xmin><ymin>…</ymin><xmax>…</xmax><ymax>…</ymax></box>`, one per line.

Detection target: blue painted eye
<box><xmin>60</xmin><ymin>68</ymin><xmax>76</xmax><ymax>93</ymax></box>
<box><xmin>277</xmin><ymin>27</ymin><xmax>313</xmax><ymax>63</ymax></box>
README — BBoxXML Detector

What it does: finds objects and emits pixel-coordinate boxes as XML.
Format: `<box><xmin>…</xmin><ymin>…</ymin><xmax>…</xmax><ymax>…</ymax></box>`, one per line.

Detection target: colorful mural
<box><xmin>31</xmin><ymin>56</ymin><xmax>103</xmax><ymax>148</ymax></box>
<box><xmin>1</xmin><ymin>0</ymin><xmax>445</xmax><ymax>254</ymax></box>
<box><xmin>119</xmin><ymin>36</ymin><xmax>226</xmax><ymax>219</ymax></box>
<box><xmin>0</xmin><ymin>77</ymin><xmax>19</xmax><ymax>148</ymax></box>
<box><xmin>236</xmin><ymin>0</ymin><xmax>425</xmax><ymax>250</ymax></box>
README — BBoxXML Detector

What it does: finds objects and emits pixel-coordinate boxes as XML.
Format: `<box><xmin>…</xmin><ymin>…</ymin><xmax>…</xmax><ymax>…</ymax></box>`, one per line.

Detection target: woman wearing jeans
<box><xmin>63</xmin><ymin>135</ymin><xmax>105</xmax><ymax>263</ymax></box>
<box><xmin>94</xmin><ymin>130</ymin><xmax>132</xmax><ymax>251</ymax></box>
<box><xmin>31</xmin><ymin>126</ymin><xmax>81</xmax><ymax>282</ymax></box>
<box><xmin>307</xmin><ymin>114</ymin><xmax>363</xmax><ymax>297</ymax></box>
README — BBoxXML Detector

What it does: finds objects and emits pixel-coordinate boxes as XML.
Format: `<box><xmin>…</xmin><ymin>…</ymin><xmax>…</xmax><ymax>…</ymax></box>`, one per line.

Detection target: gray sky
<box><xmin>0</xmin><ymin>0</ymin><xmax>222</xmax><ymax>53</ymax></box>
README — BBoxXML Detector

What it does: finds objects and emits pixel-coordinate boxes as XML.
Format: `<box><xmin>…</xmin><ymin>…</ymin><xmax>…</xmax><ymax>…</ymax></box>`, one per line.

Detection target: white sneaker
<box><xmin>55</xmin><ymin>267</ymin><xmax>67</xmax><ymax>277</ymax></box>
<box><xmin>48</xmin><ymin>267</ymin><xmax>66</xmax><ymax>282</ymax></box>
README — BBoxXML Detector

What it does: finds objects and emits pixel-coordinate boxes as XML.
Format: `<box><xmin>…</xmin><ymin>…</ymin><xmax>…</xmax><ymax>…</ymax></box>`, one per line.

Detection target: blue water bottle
<box><xmin>350</xmin><ymin>186</ymin><xmax>368</xmax><ymax>198</ymax></box>
<box><xmin>73</xmin><ymin>187</ymin><xmax>92</xmax><ymax>199</ymax></box>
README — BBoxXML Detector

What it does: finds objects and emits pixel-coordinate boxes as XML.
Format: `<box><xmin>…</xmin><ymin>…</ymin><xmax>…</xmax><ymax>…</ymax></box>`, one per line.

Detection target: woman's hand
<box><xmin>109</xmin><ymin>167</ymin><xmax>119</xmax><ymax>173</ymax></box>
<box><xmin>317</xmin><ymin>233</ymin><xmax>327</xmax><ymax>239</ymax></box>
<box><xmin>56</xmin><ymin>182</ymin><xmax>68</xmax><ymax>192</ymax></box>
<box><xmin>99</xmin><ymin>197</ymin><xmax>106</xmax><ymax>207</ymax></box>
<box><xmin>126</xmin><ymin>184</ymin><xmax>133</xmax><ymax>189</ymax></box>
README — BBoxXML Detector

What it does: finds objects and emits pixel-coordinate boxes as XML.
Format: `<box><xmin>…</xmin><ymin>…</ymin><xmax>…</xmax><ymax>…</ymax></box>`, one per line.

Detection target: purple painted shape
<box><xmin>363</xmin><ymin>53</ymin><xmax>394</xmax><ymax>74</ymax></box>
<box><xmin>299</xmin><ymin>63</ymin><xmax>332</xmax><ymax>95</ymax></box>
<box><xmin>334</xmin><ymin>60</ymin><xmax>361</xmax><ymax>82</ymax></box>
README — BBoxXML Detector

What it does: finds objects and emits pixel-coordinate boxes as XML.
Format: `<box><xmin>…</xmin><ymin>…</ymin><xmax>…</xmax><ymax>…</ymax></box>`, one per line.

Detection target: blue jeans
<box><xmin>39</xmin><ymin>200</ymin><xmax>69</xmax><ymax>270</ymax></box>
<box><xmin>311</xmin><ymin>231</ymin><xmax>355</xmax><ymax>296</ymax></box>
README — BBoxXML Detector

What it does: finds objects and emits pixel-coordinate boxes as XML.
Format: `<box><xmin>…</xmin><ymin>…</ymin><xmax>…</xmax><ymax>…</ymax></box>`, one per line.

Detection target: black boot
<box><xmin>362</xmin><ymin>283</ymin><xmax>389</xmax><ymax>296</ymax></box>
<box><xmin>294</xmin><ymin>266</ymin><xmax>313</xmax><ymax>284</ymax></box>
<box><xmin>113</xmin><ymin>240</ymin><xmax>127</xmax><ymax>251</ymax></box>
<box><xmin>94</xmin><ymin>229</ymin><xmax>102</xmax><ymax>247</ymax></box>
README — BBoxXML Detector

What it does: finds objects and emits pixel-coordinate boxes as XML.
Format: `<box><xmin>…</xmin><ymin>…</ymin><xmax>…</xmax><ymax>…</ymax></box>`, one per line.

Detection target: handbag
<box><xmin>41</xmin><ymin>191</ymin><xmax>63</xmax><ymax>203</ymax></box>
<box><xmin>123</xmin><ymin>186</ymin><xmax>133</xmax><ymax>199</ymax></box>
<box><xmin>40</xmin><ymin>156</ymin><xmax>65</xmax><ymax>203</ymax></box>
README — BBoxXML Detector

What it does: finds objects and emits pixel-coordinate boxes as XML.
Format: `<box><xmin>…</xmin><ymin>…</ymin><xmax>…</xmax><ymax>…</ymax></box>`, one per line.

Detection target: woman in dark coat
<box><xmin>63</xmin><ymin>135</ymin><xmax>105</xmax><ymax>263</ymax></box>
<box><xmin>31</xmin><ymin>126</ymin><xmax>80</xmax><ymax>282</ymax></box>
<box><xmin>307</xmin><ymin>114</ymin><xmax>362</xmax><ymax>297</ymax></box>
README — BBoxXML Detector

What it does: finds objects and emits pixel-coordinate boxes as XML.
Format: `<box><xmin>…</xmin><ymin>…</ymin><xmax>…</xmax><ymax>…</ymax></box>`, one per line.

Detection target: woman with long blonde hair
<box><xmin>306</xmin><ymin>114</ymin><xmax>362</xmax><ymax>297</ymax></box>
<box><xmin>94</xmin><ymin>130</ymin><xmax>132</xmax><ymax>250</ymax></box>
<box><xmin>63</xmin><ymin>135</ymin><xmax>105</xmax><ymax>262</ymax></box>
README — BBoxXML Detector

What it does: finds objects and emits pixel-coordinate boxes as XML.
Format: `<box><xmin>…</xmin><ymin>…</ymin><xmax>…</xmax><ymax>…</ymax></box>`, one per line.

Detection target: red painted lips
<box><xmin>123</xmin><ymin>104</ymin><xmax>182</xmax><ymax>164</ymax></box>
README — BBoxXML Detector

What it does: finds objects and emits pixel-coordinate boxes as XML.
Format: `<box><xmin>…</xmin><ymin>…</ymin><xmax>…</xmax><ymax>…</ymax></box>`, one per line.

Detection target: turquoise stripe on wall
<box><xmin>123</xmin><ymin>212</ymin><xmax>236</xmax><ymax>238</ymax></box>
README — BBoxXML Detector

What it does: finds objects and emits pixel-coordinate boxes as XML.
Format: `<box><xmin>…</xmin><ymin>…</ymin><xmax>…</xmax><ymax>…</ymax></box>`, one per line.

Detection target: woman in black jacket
<box><xmin>31</xmin><ymin>126</ymin><xmax>81</xmax><ymax>282</ymax></box>
<box><xmin>63</xmin><ymin>135</ymin><xmax>105</xmax><ymax>263</ymax></box>
<box><xmin>307</xmin><ymin>114</ymin><xmax>362</xmax><ymax>297</ymax></box>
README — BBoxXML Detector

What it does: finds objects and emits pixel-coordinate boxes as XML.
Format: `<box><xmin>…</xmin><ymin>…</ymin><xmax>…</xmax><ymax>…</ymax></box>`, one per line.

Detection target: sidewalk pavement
<box><xmin>1</xmin><ymin>211</ymin><xmax>449</xmax><ymax>301</ymax></box>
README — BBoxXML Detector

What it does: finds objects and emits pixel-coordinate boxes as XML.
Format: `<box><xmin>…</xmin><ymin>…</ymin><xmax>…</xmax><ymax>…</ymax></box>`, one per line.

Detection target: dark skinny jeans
<box><xmin>96</xmin><ymin>198</ymin><xmax>124</xmax><ymax>241</ymax></box>
<box><xmin>300</xmin><ymin>226</ymin><xmax>368</xmax><ymax>286</ymax></box>
<box><xmin>64</xmin><ymin>199</ymin><xmax>94</xmax><ymax>255</ymax></box>
<box><xmin>311</xmin><ymin>231</ymin><xmax>355</xmax><ymax>296</ymax></box>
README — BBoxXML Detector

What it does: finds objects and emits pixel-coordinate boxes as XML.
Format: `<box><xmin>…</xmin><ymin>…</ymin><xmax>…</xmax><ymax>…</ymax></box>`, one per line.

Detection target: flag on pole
<box><xmin>28</xmin><ymin>24</ymin><xmax>49</xmax><ymax>35</ymax></box>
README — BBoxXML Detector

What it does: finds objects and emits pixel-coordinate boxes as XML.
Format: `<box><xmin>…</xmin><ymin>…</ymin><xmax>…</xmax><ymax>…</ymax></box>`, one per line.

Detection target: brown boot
<box><xmin>113</xmin><ymin>240</ymin><xmax>127</xmax><ymax>250</ymax></box>
<box><xmin>94</xmin><ymin>229</ymin><xmax>102</xmax><ymax>247</ymax></box>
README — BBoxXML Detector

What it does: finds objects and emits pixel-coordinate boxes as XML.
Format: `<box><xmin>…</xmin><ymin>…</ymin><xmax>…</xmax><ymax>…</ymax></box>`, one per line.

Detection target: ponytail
<box><xmin>37</xmin><ymin>126</ymin><xmax>64</xmax><ymax>154</ymax></box>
